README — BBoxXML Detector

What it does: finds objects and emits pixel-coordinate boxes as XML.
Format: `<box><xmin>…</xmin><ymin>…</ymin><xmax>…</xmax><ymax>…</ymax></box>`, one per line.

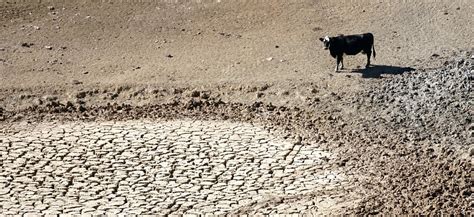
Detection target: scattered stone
<box><xmin>279</xmin><ymin>90</ymin><xmax>290</xmax><ymax>96</ymax></box>
<box><xmin>266</xmin><ymin>57</ymin><xmax>273</xmax><ymax>61</ymax></box>
<box><xmin>21</xmin><ymin>42</ymin><xmax>34</xmax><ymax>48</ymax></box>
<box><xmin>42</xmin><ymin>95</ymin><xmax>58</xmax><ymax>102</ymax></box>
<box><xmin>76</xmin><ymin>91</ymin><xmax>87</xmax><ymax>99</ymax></box>
<box><xmin>48</xmin><ymin>6</ymin><xmax>55</xmax><ymax>11</ymax></box>
<box><xmin>200</xmin><ymin>92</ymin><xmax>210</xmax><ymax>99</ymax></box>
<box><xmin>295</xmin><ymin>135</ymin><xmax>302</xmax><ymax>145</ymax></box>
<box><xmin>72</xmin><ymin>80</ymin><xmax>82</xmax><ymax>85</ymax></box>
<box><xmin>166</xmin><ymin>54</ymin><xmax>173</xmax><ymax>58</ymax></box>
<box><xmin>33</xmin><ymin>26</ymin><xmax>40</xmax><ymax>30</ymax></box>
<box><xmin>256</xmin><ymin>92</ymin><xmax>264</xmax><ymax>98</ymax></box>
<box><xmin>44</xmin><ymin>46</ymin><xmax>53</xmax><ymax>50</ymax></box>
<box><xmin>259</xmin><ymin>84</ymin><xmax>271</xmax><ymax>91</ymax></box>
<box><xmin>190</xmin><ymin>90</ymin><xmax>200</xmax><ymax>97</ymax></box>
<box><xmin>78</xmin><ymin>105</ymin><xmax>87</xmax><ymax>112</ymax></box>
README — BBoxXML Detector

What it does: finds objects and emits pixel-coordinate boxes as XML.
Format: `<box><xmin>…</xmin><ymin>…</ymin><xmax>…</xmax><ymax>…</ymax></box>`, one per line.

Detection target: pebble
<box><xmin>72</xmin><ymin>80</ymin><xmax>82</xmax><ymax>85</ymax></box>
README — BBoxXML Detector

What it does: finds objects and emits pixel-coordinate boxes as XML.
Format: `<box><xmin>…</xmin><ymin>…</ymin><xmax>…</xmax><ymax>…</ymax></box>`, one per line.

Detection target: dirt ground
<box><xmin>0</xmin><ymin>0</ymin><xmax>473</xmax><ymax>215</ymax></box>
<box><xmin>1</xmin><ymin>0</ymin><xmax>473</xmax><ymax>109</ymax></box>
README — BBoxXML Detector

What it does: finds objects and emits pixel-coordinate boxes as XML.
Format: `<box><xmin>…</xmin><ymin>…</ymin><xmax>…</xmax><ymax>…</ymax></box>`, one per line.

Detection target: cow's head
<box><xmin>319</xmin><ymin>36</ymin><xmax>331</xmax><ymax>50</ymax></box>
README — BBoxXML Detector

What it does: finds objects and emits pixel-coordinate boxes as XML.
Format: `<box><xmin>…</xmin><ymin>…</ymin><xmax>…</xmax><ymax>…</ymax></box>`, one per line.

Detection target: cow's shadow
<box><xmin>350</xmin><ymin>65</ymin><xmax>415</xmax><ymax>78</ymax></box>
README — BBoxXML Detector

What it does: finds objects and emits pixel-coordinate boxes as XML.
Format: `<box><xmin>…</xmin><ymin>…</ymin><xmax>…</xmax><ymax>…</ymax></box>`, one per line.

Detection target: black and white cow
<box><xmin>319</xmin><ymin>33</ymin><xmax>376</xmax><ymax>72</ymax></box>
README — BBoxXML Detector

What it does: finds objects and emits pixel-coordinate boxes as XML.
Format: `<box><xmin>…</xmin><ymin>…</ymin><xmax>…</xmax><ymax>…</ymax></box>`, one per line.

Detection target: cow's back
<box><xmin>340</xmin><ymin>33</ymin><xmax>374</xmax><ymax>55</ymax></box>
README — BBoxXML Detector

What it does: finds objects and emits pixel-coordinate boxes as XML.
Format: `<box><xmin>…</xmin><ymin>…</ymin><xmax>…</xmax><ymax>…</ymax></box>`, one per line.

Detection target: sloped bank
<box><xmin>1</xmin><ymin>52</ymin><xmax>472</xmax><ymax>214</ymax></box>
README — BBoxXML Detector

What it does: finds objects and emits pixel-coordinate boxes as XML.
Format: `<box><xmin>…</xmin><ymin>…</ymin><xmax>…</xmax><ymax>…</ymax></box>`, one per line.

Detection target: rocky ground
<box><xmin>1</xmin><ymin>52</ymin><xmax>472</xmax><ymax>215</ymax></box>
<box><xmin>1</xmin><ymin>0</ymin><xmax>473</xmax><ymax>215</ymax></box>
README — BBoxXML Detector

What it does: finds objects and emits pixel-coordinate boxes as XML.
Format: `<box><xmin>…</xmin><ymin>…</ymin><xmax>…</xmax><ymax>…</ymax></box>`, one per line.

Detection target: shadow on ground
<box><xmin>351</xmin><ymin>65</ymin><xmax>416</xmax><ymax>78</ymax></box>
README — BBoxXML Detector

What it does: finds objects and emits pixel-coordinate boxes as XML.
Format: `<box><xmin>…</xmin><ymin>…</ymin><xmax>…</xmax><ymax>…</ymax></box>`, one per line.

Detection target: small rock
<box><xmin>72</xmin><ymin>80</ymin><xmax>82</xmax><ymax>85</ymax></box>
<box><xmin>201</xmin><ymin>92</ymin><xmax>210</xmax><ymax>99</ymax></box>
<box><xmin>83</xmin><ymin>71</ymin><xmax>89</xmax><ymax>74</ymax></box>
<box><xmin>279</xmin><ymin>90</ymin><xmax>290</xmax><ymax>96</ymax></box>
<box><xmin>33</xmin><ymin>26</ymin><xmax>40</xmax><ymax>30</ymax></box>
<box><xmin>275</xmin><ymin>45</ymin><xmax>279</xmax><ymax>48</ymax></box>
<box><xmin>266</xmin><ymin>57</ymin><xmax>273</xmax><ymax>61</ymax></box>
<box><xmin>42</xmin><ymin>95</ymin><xmax>58</xmax><ymax>101</ymax></box>
<box><xmin>77</xmin><ymin>105</ymin><xmax>86</xmax><ymax>112</ymax></box>
<box><xmin>295</xmin><ymin>135</ymin><xmax>302</xmax><ymax>145</ymax></box>
<box><xmin>110</xmin><ymin>93</ymin><xmax>119</xmax><ymax>99</ymax></box>
<box><xmin>76</xmin><ymin>92</ymin><xmax>87</xmax><ymax>99</ymax></box>
<box><xmin>21</xmin><ymin>42</ymin><xmax>33</xmax><ymax>48</ymax></box>
<box><xmin>259</xmin><ymin>84</ymin><xmax>270</xmax><ymax>91</ymax></box>
<box><xmin>166</xmin><ymin>54</ymin><xmax>173</xmax><ymax>58</ymax></box>
<box><xmin>190</xmin><ymin>90</ymin><xmax>200</xmax><ymax>97</ymax></box>
<box><xmin>0</xmin><ymin>48</ymin><xmax>4</xmax><ymax>51</ymax></box>
<box><xmin>48</xmin><ymin>6</ymin><xmax>55</xmax><ymax>11</ymax></box>
<box><xmin>44</xmin><ymin>46</ymin><xmax>53</xmax><ymax>50</ymax></box>
<box><xmin>34</xmin><ymin>98</ymin><xmax>43</xmax><ymax>105</ymax></box>
<box><xmin>431</xmin><ymin>53</ymin><xmax>440</xmax><ymax>58</ymax></box>
<box><xmin>256</xmin><ymin>92</ymin><xmax>264</xmax><ymax>98</ymax></box>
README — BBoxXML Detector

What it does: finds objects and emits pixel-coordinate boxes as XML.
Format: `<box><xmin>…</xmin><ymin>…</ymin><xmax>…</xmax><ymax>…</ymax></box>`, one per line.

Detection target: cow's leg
<box><xmin>335</xmin><ymin>55</ymin><xmax>343</xmax><ymax>72</ymax></box>
<box><xmin>340</xmin><ymin>57</ymin><xmax>344</xmax><ymax>70</ymax></box>
<box><xmin>366</xmin><ymin>51</ymin><xmax>371</xmax><ymax>68</ymax></box>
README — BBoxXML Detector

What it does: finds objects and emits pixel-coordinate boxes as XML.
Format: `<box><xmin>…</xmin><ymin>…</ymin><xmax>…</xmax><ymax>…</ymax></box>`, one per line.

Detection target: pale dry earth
<box><xmin>0</xmin><ymin>120</ymin><xmax>352</xmax><ymax>215</ymax></box>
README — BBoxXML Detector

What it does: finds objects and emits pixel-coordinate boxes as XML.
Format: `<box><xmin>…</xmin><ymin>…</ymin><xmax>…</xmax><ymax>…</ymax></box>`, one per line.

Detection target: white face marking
<box><xmin>324</xmin><ymin>36</ymin><xmax>330</xmax><ymax>42</ymax></box>
<box><xmin>322</xmin><ymin>36</ymin><xmax>330</xmax><ymax>49</ymax></box>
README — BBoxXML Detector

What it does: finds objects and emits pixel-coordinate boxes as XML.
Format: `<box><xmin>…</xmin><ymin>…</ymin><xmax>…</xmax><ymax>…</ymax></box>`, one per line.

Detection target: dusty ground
<box><xmin>1</xmin><ymin>0</ymin><xmax>473</xmax><ymax>109</ymax></box>
<box><xmin>0</xmin><ymin>0</ymin><xmax>473</xmax><ymax>215</ymax></box>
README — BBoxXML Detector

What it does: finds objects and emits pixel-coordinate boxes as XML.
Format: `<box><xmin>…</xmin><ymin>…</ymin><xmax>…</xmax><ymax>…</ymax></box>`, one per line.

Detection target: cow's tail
<box><xmin>372</xmin><ymin>43</ymin><xmax>376</xmax><ymax>60</ymax></box>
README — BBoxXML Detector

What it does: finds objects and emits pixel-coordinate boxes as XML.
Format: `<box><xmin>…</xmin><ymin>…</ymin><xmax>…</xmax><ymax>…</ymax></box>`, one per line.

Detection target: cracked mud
<box><xmin>0</xmin><ymin>120</ymin><xmax>345</xmax><ymax>215</ymax></box>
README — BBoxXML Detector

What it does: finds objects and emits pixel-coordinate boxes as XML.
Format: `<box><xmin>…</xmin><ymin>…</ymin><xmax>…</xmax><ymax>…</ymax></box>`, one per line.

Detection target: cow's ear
<box><xmin>319</xmin><ymin>37</ymin><xmax>324</xmax><ymax>42</ymax></box>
